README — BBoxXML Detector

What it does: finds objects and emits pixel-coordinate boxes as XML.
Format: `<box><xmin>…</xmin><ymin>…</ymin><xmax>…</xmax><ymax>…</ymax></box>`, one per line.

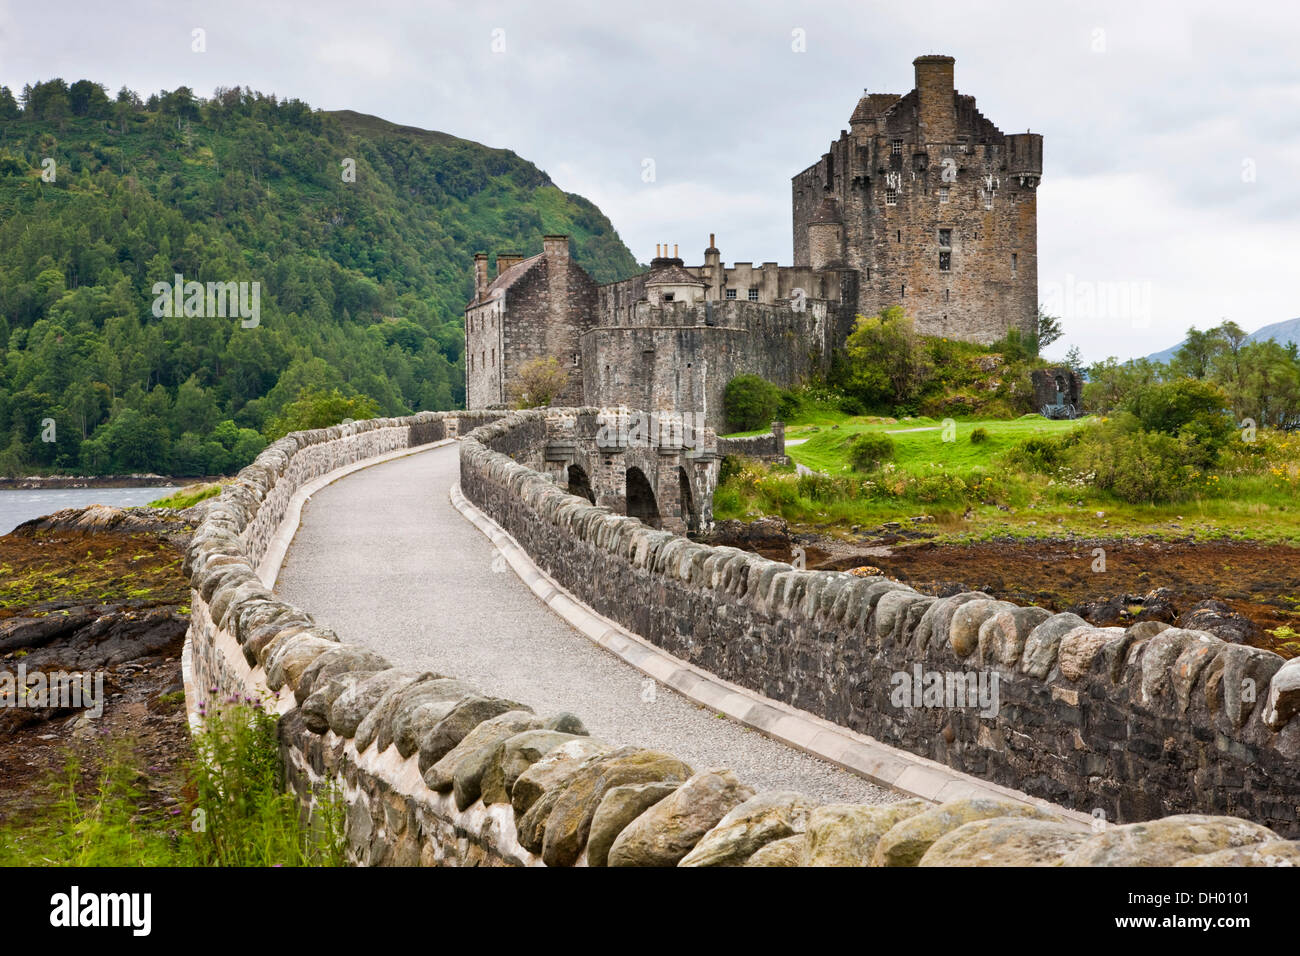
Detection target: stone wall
<box><xmin>179</xmin><ymin>411</ymin><xmax>1300</xmax><ymax>867</ymax></box>
<box><xmin>461</xmin><ymin>410</ymin><xmax>1300</xmax><ymax>838</ymax></box>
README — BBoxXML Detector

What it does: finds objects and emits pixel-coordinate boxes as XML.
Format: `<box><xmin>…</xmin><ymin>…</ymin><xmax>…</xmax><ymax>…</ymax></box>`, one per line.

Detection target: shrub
<box><xmin>1070</xmin><ymin>426</ymin><xmax>1197</xmax><ymax>503</ymax></box>
<box><xmin>847</xmin><ymin>432</ymin><xmax>895</xmax><ymax>472</ymax></box>
<box><xmin>970</xmin><ymin>427</ymin><xmax>989</xmax><ymax>444</ymax></box>
<box><xmin>1124</xmin><ymin>378</ymin><xmax>1234</xmax><ymax>466</ymax></box>
<box><xmin>724</xmin><ymin>374</ymin><xmax>782</xmax><ymax>432</ymax></box>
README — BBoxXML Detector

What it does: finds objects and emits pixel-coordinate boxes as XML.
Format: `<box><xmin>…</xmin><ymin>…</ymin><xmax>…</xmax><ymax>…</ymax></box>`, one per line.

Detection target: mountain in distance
<box><xmin>1146</xmin><ymin>317</ymin><xmax>1300</xmax><ymax>363</ymax></box>
<box><xmin>0</xmin><ymin>80</ymin><xmax>641</xmax><ymax>477</ymax></box>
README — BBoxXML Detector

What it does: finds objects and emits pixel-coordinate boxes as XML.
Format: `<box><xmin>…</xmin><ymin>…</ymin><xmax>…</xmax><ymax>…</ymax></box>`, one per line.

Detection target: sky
<box><xmin>2</xmin><ymin>0</ymin><xmax>1297</xmax><ymax>363</ymax></box>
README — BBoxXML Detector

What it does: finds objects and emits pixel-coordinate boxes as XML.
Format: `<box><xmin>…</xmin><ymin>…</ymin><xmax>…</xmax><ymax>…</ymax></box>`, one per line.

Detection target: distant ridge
<box><xmin>1146</xmin><ymin>317</ymin><xmax>1300</xmax><ymax>363</ymax></box>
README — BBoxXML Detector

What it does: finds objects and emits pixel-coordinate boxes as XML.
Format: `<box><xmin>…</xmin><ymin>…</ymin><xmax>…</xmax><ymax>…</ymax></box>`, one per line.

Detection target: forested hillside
<box><xmin>0</xmin><ymin>80</ymin><xmax>640</xmax><ymax>476</ymax></box>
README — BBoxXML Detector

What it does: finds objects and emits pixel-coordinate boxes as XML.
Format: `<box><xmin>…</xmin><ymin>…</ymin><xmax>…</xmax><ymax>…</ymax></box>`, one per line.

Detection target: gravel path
<box><xmin>274</xmin><ymin>443</ymin><xmax>899</xmax><ymax>804</ymax></box>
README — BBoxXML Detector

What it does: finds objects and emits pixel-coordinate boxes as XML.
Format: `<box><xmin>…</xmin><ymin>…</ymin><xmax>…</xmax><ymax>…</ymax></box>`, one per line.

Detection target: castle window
<box><xmin>481</xmin><ymin>351</ymin><xmax>485</xmax><ymax>369</ymax></box>
<box><xmin>983</xmin><ymin>190</ymin><xmax>994</xmax><ymax>210</ymax></box>
<box><xmin>491</xmin><ymin>348</ymin><xmax>495</xmax><ymax>367</ymax></box>
<box><xmin>897</xmin><ymin>229</ymin><xmax>902</xmax><ymax>242</ymax></box>
<box><xmin>945</xmin><ymin>288</ymin><xmax>950</xmax><ymax>302</ymax></box>
<box><xmin>939</xmin><ymin>186</ymin><xmax>950</xmax><ymax>203</ymax></box>
<box><xmin>939</xmin><ymin>251</ymin><xmax>951</xmax><ymax>271</ymax></box>
<box><xmin>663</xmin><ymin>292</ymin><xmax>675</xmax><ymax>302</ymax></box>
<box><xmin>1011</xmin><ymin>253</ymin><xmax>1018</xmax><ymax>277</ymax></box>
<box><xmin>900</xmin><ymin>284</ymin><xmax>905</xmax><ymax>298</ymax></box>
<box><xmin>939</xmin><ymin>229</ymin><xmax>952</xmax><ymax>247</ymax></box>
<box><xmin>573</xmin><ymin>353</ymin><xmax>580</xmax><ymax>366</ymax></box>
<box><xmin>725</xmin><ymin>288</ymin><xmax>737</xmax><ymax>300</ymax></box>
<box><xmin>891</xmin><ymin>139</ymin><xmax>903</xmax><ymax>155</ymax></box>
<box><xmin>885</xmin><ymin>188</ymin><xmax>898</xmax><ymax>206</ymax></box>
<box><xmin>748</xmin><ymin>288</ymin><xmax>759</xmax><ymax>301</ymax></box>
<box><xmin>469</xmin><ymin>354</ymin><xmax>474</xmax><ymax>372</ymax></box>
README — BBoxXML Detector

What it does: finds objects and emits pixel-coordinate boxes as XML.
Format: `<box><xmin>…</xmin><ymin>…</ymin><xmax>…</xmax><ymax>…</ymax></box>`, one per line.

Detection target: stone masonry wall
<box><xmin>180</xmin><ymin>410</ymin><xmax>1300</xmax><ymax>867</ymax></box>
<box><xmin>461</xmin><ymin>410</ymin><xmax>1300</xmax><ymax>839</ymax></box>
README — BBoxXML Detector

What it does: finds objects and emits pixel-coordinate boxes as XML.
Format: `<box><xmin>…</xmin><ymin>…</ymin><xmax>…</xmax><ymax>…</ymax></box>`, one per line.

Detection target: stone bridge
<box><xmin>179</xmin><ymin>409</ymin><xmax>1300</xmax><ymax>867</ymax></box>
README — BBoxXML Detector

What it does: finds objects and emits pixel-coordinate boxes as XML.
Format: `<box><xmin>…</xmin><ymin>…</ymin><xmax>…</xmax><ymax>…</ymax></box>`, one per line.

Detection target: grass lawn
<box><xmin>785</xmin><ymin>414</ymin><xmax>1089</xmax><ymax>476</ymax></box>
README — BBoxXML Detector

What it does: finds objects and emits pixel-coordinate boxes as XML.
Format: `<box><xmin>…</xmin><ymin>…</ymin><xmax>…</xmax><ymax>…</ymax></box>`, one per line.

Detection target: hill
<box><xmin>1146</xmin><ymin>317</ymin><xmax>1300</xmax><ymax>363</ymax></box>
<box><xmin>0</xmin><ymin>80</ymin><xmax>641</xmax><ymax>476</ymax></box>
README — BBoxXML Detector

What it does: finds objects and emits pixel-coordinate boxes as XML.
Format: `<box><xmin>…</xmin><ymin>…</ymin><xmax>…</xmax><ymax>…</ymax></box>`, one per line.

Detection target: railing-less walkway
<box><xmin>274</xmin><ymin>443</ymin><xmax>895</xmax><ymax>803</ymax></box>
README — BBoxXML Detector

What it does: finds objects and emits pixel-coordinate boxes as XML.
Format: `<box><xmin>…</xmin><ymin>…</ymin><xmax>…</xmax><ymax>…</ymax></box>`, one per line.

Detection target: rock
<box><xmin>977</xmin><ymin>606</ymin><xmax>1053</xmax><ymax>668</ymax></box>
<box><xmin>918</xmin><ymin>818</ymin><xmax>1090</xmax><ymax>866</ymax></box>
<box><xmin>949</xmin><ymin>600</ymin><xmax>1016</xmax><ymax>658</ymax></box>
<box><xmin>328</xmin><ymin>669</ymin><xmax>421</xmax><ymax>739</ymax></box>
<box><xmin>354</xmin><ymin>672</ymin><xmax>434</xmax><ymax>752</ymax></box>
<box><xmin>1020</xmin><ymin>613</ymin><xmax>1089</xmax><ymax>679</ymax></box>
<box><xmin>1174</xmin><ymin>841</ymin><xmax>1300</xmax><ymax>867</ymax></box>
<box><xmin>480</xmin><ymin>730</ymin><xmax>587</xmax><ymax>806</ymax></box>
<box><xmin>678</xmin><ymin>791</ymin><xmax>820</xmax><ymax>867</ymax></box>
<box><xmin>389</xmin><ymin>679</ymin><xmax>477</xmax><ymax>758</ymax></box>
<box><xmin>417</xmin><ymin>696</ymin><xmax>534</xmax><ymax>773</ymax></box>
<box><xmin>1263</xmin><ymin>657</ymin><xmax>1300</xmax><ymax>730</ymax></box>
<box><xmin>516</xmin><ymin>782</ymin><xmax>565</xmax><ymax>854</ymax></box>
<box><xmin>1209</xmin><ymin>644</ymin><xmax>1283</xmax><ymax>729</ymax></box>
<box><xmin>1057</xmin><ymin>626</ymin><xmax>1126</xmax><ymax>682</ymax></box>
<box><xmin>296</xmin><ymin>645</ymin><xmax>395</xmax><ymax>705</ymax></box>
<box><xmin>264</xmin><ymin>633</ymin><xmax>338</xmax><ymax>692</ymax></box>
<box><xmin>302</xmin><ymin>672</ymin><xmax>368</xmax><ymax>734</ymax></box>
<box><xmin>802</xmin><ymin>799</ymin><xmax>929</xmax><ymax>866</ymax></box>
<box><xmin>872</xmin><ymin>798</ymin><xmax>1060</xmax><ymax>867</ymax></box>
<box><xmin>1139</xmin><ymin>628</ymin><xmax>1218</xmax><ymax>707</ymax></box>
<box><xmin>913</xmin><ymin>592</ymin><xmax>987</xmax><ymax>655</ymax></box>
<box><xmin>422</xmin><ymin>710</ymin><xmax>542</xmax><ymax>803</ymax></box>
<box><xmin>543</xmin><ymin>712</ymin><xmax>587</xmax><ymax>735</ymax></box>
<box><xmin>511</xmin><ymin>737</ymin><xmax>612</xmax><ymax>816</ymax></box>
<box><xmin>1062</xmin><ymin>814</ymin><xmax>1281</xmax><ymax>866</ymax></box>
<box><xmin>743</xmin><ymin>835</ymin><xmax>806</xmax><ymax>867</ymax></box>
<box><xmin>607</xmin><ymin>769</ymin><xmax>754</xmax><ymax>867</ymax></box>
<box><xmin>1177</xmin><ymin>599</ymin><xmax>1257</xmax><ymax>645</ymax></box>
<box><xmin>587</xmin><ymin>782</ymin><xmax>680</xmax><ymax>868</ymax></box>
<box><xmin>540</xmin><ymin>748</ymin><xmax>694</xmax><ymax>867</ymax></box>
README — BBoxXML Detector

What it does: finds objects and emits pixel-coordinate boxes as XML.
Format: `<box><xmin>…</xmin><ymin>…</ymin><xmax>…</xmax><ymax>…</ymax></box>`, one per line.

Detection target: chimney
<box><xmin>542</xmin><ymin>234</ymin><xmax>570</xmax><ymax>260</ymax></box>
<box><xmin>673</xmin><ymin>243</ymin><xmax>679</xmax><ymax>258</ymax></box>
<box><xmin>496</xmin><ymin>253</ymin><xmax>525</xmax><ymax>274</ymax></box>
<box><xmin>473</xmin><ymin>253</ymin><xmax>488</xmax><ymax>302</ymax></box>
<box><xmin>913</xmin><ymin>54</ymin><xmax>956</xmax><ymax>144</ymax></box>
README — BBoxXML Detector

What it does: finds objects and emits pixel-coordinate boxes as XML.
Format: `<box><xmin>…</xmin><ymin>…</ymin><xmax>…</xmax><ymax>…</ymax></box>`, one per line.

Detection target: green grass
<box><xmin>715</xmin><ymin>416</ymin><xmax>1300</xmax><ymax>544</ymax></box>
<box><xmin>148</xmin><ymin>483</ymin><xmax>223</xmax><ymax>509</ymax></box>
<box><xmin>787</xmin><ymin>414</ymin><xmax>1088</xmax><ymax>476</ymax></box>
<box><xmin>0</xmin><ymin>702</ymin><xmax>347</xmax><ymax>867</ymax></box>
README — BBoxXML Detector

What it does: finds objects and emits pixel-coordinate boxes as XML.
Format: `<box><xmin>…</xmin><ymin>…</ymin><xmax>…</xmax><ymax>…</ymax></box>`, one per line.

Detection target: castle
<box><xmin>465</xmin><ymin>54</ymin><xmax>1042</xmax><ymax>429</ymax></box>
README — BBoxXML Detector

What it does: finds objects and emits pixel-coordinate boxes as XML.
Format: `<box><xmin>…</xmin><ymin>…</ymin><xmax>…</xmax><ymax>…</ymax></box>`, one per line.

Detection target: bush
<box><xmin>1071</xmin><ymin>426</ymin><xmax>1196</xmax><ymax>503</ymax></box>
<box><xmin>970</xmin><ymin>427</ymin><xmax>989</xmax><ymax>444</ymax></box>
<box><xmin>724</xmin><ymin>374</ymin><xmax>782</xmax><ymax>432</ymax></box>
<box><xmin>1124</xmin><ymin>378</ymin><xmax>1234</xmax><ymax>466</ymax></box>
<box><xmin>847</xmin><ymin>432</ymin><xmax>895</xmax><ymax>472</ymax></box>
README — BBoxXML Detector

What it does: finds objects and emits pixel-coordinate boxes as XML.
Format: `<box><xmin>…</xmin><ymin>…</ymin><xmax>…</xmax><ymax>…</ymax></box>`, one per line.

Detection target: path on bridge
<box><xmin>275</xmin><ymin>442</ymin><xmax>895</xmax><ymax>804</ymax></box>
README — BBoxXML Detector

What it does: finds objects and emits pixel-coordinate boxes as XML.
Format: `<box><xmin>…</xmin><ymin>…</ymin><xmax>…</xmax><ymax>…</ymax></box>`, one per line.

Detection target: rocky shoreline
<box><xmin>0</xmin><ymin>474</ymin><xmax>213</xmax><ymax>490</ymax></box>
<box><xmin>0</xmin><ymin>504</ymin><xmax>203</xmax><ymax>825</ymax></box>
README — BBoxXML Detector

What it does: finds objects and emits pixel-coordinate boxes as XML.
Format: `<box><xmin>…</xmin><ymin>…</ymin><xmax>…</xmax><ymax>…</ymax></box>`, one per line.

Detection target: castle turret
<box><xmin>808</xmin><ymin>198</ymin><xmax>844</xmax><ymax>271</ymax></box>
<box><xmin>1005</xmin><ymin>132</ymin><xmax>1044</xmax><ymax>187</ymax></box>
<box><xmin>913</xmin><ymin>54</ymin><xmax>956</xmax><ymax>143</ymax></box>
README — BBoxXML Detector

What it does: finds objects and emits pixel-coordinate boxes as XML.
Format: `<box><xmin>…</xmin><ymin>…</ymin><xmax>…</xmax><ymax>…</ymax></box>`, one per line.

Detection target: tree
<box><xmin>839</xmin><ymin>306</ymin><xmax>931</xmax><ymax>410</ymax></box>
<box><xmin>508</xmin><ymin>357</ymin><xmax>569</xmax><ymax>409</ymax></box>
<box><xmin>0</xmin><ymin>87</ymin><xmax>20</xmax><ymax>121</ymax></box>
<box><xmin>1064</xmin><ymin>345</ymin><xmax>1084</xmax><ymax>375</ymax></box>
<box><xmin>263</xmin><ymin>388</ymin><xmax>380</xmax><ymax>440</ymax></box>
<box><xmin>1036</xmin><ymin>308</ymin><xmax>1063</xmax><ymax>350</ymax></box>
<box><xmin>723</xmin><ymin>375</ymin><xmax>782</xmax><ymax>433</ymax></box>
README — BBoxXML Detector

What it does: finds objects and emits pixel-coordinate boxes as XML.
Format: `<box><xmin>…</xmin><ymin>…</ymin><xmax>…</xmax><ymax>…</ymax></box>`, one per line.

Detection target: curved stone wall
<box><xmin>179</xmin><ymin>409</ymin><xmax>1300</xmax><ymax>867</ymax></box>
<box><xmin>460</xmin><ymin>409</ymin><xmax>1300</xmax><ymax>838</ymax></box>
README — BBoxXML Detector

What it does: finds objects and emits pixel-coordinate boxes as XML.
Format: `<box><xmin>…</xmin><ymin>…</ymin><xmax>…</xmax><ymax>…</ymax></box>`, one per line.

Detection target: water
<box><xmin>0</xmin><ymin>487</ymin><xmax>181</xmax><ymax>536</ymax></box>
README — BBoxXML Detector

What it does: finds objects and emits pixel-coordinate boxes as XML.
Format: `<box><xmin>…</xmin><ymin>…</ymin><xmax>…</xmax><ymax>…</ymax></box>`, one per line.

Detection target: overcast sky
<box><xmin>2</xmin><ymin>0</ymin><xmax>1297</xmax><ymax>362</ymax></box>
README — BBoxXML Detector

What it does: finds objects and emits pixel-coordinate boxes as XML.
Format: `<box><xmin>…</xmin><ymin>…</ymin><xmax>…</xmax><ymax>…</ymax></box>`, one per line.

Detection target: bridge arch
<box><xmin>625</xmin><ymin>466</ymin><xmax>661</xmax><ymax>528</ymax></box>
<box><xmin>567</xmin><ymin>463</ymin><xmax>596</xmax><ymax>504</ymax></box>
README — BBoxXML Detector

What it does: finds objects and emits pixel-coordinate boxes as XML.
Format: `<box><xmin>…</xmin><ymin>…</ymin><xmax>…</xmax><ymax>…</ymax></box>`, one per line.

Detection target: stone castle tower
<box><xmin>466</xmin><ymin>54</ymin><xmax>1042</xmax><ymax>422</ymax></box>
<box><xmin>791</xmin><ymin>55</ymin><xmax>1043</xmax><ymax>343</ymax></box>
